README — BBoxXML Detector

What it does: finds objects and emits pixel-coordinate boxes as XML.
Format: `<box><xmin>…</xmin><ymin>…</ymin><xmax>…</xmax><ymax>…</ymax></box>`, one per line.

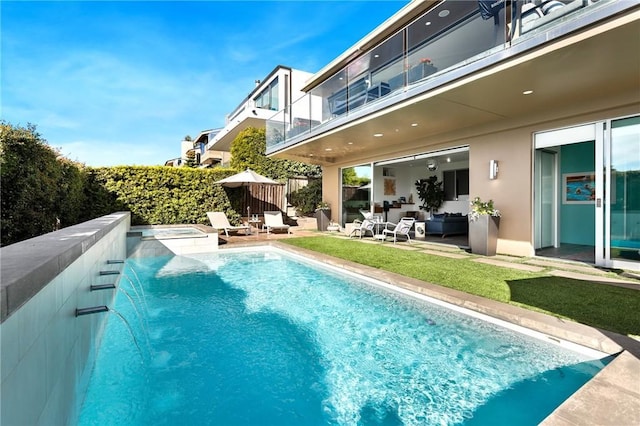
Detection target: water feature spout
<box><xmin>107</xmin><ymin>260</ymin><xmax>125</xmax><ymax>264</ymax></box>
<box><xmin>76</xmin><ymin>306</ymin><xmax>109</xmax><ymax>316</ymax></box>
<box><xmin>100</xmin><ymin>270</ymin><xmax>120</xmax><ymax>276</ymax></box>
<box><xmin>90</xmin><ymin>283</ymin><xmax>116</xmax><ymax>291</ymax></box>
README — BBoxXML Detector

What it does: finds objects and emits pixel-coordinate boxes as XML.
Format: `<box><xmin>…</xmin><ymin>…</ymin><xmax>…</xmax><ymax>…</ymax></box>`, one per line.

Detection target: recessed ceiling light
<box><xmin>373</xmin><ymin>133</ymin><xmax>383</xmax><ymax>137</ymax></box>
<box><xmin>425</xmin><ymin>21</ymin><xmax>431</xmax><ymax>26</ymax></box>
<box><xmin>438</xmin><ymin>10</ymin><xmax>450</xmax><ymax>17</ymax></box>
<box><xmin>309</xmin><ymin>153</ymin><xmax>314</xmax><ymax>157</ymax></box>
<box><xmin>411</xmin><ymin>123</ymin><xmax>418</xmax><ymax>127</ymax></box>
<box><xmin>347</xmin><ymin>142</ymin><xmax>353</xmax><ymax>145</ymax></box>
<box><xmin>446</xmin><ymin>157</ymin><xmax>451</xmax><ymax>163</ymax></box>
<box><xmin>523</xmin><ymin>90</ymin><xmax>533</xmax><ymax>95</ymax></box>
<box><xmin>325</xmin><ymin>148</ymin><xmax>332</xmax><ymax>151</ymax></box>
<box><xmin>374</xmin><ymin>54</ymin><xmax>379</xmax><ymax>58</ymax></box>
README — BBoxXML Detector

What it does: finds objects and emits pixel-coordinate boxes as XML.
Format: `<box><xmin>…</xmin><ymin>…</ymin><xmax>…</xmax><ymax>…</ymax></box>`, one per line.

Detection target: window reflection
<box><xmin>342</xmin><ymin>165</ymin><xmax>372</xmax><ymax>225</ymax></box>
<box><xmin>610</xmin><ymin>116</ymin><xmax>640</xmax><ymax>262</ymax></box>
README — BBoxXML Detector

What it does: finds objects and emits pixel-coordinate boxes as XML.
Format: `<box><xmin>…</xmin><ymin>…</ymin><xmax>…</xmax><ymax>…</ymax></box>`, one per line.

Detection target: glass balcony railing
<box><xmin>267</xmin><ymin>0</ymin><xmax>617</xmax><ymax>151</ymax></box>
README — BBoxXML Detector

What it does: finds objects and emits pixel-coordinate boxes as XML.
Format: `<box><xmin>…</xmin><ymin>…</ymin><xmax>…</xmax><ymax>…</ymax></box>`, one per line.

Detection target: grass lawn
<box><xmin>282</xmin><ymin>236</ymin><xmax>640</xmax><ymax>337</ymax></box>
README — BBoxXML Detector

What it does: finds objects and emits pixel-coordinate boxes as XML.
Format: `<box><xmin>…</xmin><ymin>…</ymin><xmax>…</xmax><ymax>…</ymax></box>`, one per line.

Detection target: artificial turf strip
<box><xmin>282</xmin><ymin>236</ymin><xmax>640</xmax><ymax>337</ymax></box>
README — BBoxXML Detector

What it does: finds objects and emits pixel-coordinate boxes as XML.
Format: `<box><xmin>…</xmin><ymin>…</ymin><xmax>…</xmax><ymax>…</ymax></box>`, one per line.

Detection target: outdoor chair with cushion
<box><xmin>207</xmin><ymin>211</ymin><xmax>250</xmax><ymax>237</ymax></box>
<box><xmin>349</xmin><ymin>218</ymin><xmax>376</xmax><ymax>239</ymax></box>
<box><xmin>359</xmin><ymin>209</ymin><xmax>374</xmax><ymax>220</ymax></box>
<box><xmin>379</xmin><ymin>217</ymin><xmax>416</xmax><ymax>244</ymax></box>
<box><xmin>263</xmin><ymin>211</ymin><xmax>291</xmax><ymax>235</ymax></box>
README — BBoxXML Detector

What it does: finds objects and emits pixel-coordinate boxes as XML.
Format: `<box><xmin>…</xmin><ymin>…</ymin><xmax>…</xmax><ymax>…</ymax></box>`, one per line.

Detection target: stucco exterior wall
<box><xmin>320</xmin><ymin>98</ymin><xmax>638</xmax><ymax>257</ymax></box>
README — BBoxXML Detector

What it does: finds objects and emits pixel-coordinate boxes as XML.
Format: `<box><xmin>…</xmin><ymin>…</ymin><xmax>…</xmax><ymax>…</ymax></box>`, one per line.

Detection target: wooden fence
<box><xmin>239</xmin><ymin>177</ymin><xmax>310</xmax><ymax>216</ymax></box>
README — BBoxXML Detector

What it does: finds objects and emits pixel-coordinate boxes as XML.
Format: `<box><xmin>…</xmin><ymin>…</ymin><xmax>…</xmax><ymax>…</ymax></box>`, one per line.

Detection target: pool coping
<box><xmin>219</xmin><ymin>240</ymin><xmax>640</xmax><ymax>426</ymax></box>
<box><xmin>0</xmin><ymin>212</ymin><xmax>131</xmax><ymax>323</ymax></box>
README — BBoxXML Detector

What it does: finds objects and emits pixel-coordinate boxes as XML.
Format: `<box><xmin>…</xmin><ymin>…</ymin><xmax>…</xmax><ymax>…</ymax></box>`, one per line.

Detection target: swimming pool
<box><xmin>78</xmin><ymin>248</ymin><xmax>610</xmax><ymax>425</ymax></box>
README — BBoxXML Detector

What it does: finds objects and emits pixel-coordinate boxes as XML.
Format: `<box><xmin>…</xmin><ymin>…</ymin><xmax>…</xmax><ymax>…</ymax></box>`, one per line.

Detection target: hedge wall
<box><xmin>1</xmin><ymin>122</ymin><xmax>319</xmax><ymax>246</ymax></box>
<box><xmin>89</xmin><ymin>166</ymin><xmax>240</xmax><ymax>226</ymax></box>
<box><xmin>1</xmin><ymin>122</ymin><xmax>93</xmax><ymax>246</ymax></box>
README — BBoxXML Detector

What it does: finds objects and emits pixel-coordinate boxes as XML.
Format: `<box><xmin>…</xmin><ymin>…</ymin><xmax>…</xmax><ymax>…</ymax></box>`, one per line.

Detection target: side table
<box><xmin>248</xmin><ymin>219</ymin><xmax>261</xmax><ymax>235</ymax></box>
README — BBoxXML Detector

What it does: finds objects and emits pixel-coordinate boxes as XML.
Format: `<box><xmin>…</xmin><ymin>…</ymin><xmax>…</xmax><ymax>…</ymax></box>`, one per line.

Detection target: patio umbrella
<box><xmin>216</xmin><ymin>169</ymin><xmax>281</xmax><ymax>218</ymax></box>
<box><xmin>216</xmin><ymin>168</ymin><xmax>280</xmax><ymax>188</ymax></box>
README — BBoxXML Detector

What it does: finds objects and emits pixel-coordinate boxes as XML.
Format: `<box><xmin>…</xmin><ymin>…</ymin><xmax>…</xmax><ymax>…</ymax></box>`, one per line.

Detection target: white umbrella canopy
<box><xmin>216</xmin><ymin>169</ymin><xmax>282</xmax><ymax>219</ymax></box>
<box><xmin>215</xmin><ymin>169</ymin><xmax>280</xmax><ymax>188</ymax></box>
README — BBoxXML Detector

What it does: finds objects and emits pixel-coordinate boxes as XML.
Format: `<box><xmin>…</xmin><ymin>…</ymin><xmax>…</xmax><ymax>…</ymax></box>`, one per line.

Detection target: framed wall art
<box><xmin>562</xmin><ymin>172</ymin><xmax>595</xmax><ymax>204</ymax></box>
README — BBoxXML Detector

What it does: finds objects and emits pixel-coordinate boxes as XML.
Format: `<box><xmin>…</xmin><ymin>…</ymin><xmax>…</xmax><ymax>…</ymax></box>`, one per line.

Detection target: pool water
<box><xmin>137</xmin><ymin>226</ymin><xmax>205</xmax><ymax>239</ymax></box>
<box><xmin>78</xmin><ymin>249</ymin><xmax>610</xmax><ymax>426</ymax></box>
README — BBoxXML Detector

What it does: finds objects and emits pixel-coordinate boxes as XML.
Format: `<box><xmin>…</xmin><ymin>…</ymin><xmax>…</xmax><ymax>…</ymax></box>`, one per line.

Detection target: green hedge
<box><xmin>1</xmin><ymin>122</ymin><xmax>321</xmax><ymax>246</ymax></box>
<box><xmin>1</xmin><ymin>122</ymin><xmax>93</xmax><ymax>245</ymax></box>
<box><xmin>89</xmin><ymin>166</ymin><xmax>241</xmax><ymax>226</ymax></box>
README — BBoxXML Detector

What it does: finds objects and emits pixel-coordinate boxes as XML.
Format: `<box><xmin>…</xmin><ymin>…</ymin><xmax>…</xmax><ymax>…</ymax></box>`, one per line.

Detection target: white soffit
<box><xmin>534</xmin><ymin>123</ymin><xmax>596</xmax><ymax>149</ymax></box>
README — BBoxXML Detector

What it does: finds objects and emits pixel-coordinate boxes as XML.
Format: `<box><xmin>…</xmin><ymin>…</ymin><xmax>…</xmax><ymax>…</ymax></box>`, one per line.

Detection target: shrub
<box><xmin>90</xmin><ymin>166</ymin><xmax>237</xmax><ymax>225</ymax></box>
<box><xmin>289</xmin><ymin>178</ymin><xmax>322</xmax><ymax>216</ymax></box>
<box><xmin>0</xmin><ymin>122</ymin><xmax>89</xmax><ymax>246</ymax></box>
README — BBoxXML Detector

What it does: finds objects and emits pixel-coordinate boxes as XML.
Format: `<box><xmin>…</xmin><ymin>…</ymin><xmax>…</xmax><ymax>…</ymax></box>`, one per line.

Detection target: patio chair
<box><xmin>349</xmin><ymin>218</ymin><xmax>376</xmax><ymax>239</ymax></box>
<box><xmin>359</xmin><ymin>209</ymin><xmax>374</xmax><ymax>220</ymax></box>
<box><xmin>263</xmin><ymin>211</ymin><xmax>291</xmax><ymax>235</ymax></box>
<box><xmin>380</xmin><ymin>217</ymin><xmax>416</xmax><ymax>244</ymax></box>
<box><xmin>206</xmin><ymin>212</ymin><xmax>250</xmax><ymax>237</ymax></box>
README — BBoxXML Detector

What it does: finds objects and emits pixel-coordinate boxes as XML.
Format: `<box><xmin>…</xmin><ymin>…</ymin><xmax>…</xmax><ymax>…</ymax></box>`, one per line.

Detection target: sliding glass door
<box><xmin>535</xmin><ymin>115</ymin><xmax>639</xmax><ymax>269</ymax></box>
<box><xmin>605</xmin><ymin>116</ymin><xmax>640</xmax><ymax>267</ymax></box>
<box><xmin>341</xmin><ymin>164</ymin><xmax>372</xmax><ymax>226</ymax></box>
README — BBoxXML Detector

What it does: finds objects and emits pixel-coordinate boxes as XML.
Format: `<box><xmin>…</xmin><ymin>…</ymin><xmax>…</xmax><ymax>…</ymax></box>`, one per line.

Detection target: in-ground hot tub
<box><xmin>127</xmin><ymin>225</ymin><xmax>217</xmax><ymax>256</ymax></box>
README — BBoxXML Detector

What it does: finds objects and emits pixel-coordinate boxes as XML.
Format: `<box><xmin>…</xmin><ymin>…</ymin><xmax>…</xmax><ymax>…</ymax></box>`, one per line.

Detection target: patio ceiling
<box><xmin>270</xmin><ymin>13</ymin><xmax>640</xmax><ymax>166</ymax></box>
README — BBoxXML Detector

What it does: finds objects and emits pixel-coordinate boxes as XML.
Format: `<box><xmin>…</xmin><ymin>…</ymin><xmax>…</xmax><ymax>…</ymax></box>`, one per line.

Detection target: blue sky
<box><xmin>2</xmin><ymin>0</ymin><xmax>408</xmax><ymax>167</ymax></box>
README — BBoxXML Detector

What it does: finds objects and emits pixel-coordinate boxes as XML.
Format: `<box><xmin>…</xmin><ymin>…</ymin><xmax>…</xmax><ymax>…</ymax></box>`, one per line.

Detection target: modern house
<box><xmin>205</xmin><ymin>65</ymin><xmax>315</xmax><ymax>154</ymax></box>
<box><xmin>164</xmin><ymin>129</ymin><xmax>229</xmax><ymax>168</ymax></box>
<box><xmin>193</xmin><ymin>129</ymin><xmax>230</xmax><ymax>167</ymax></box>
<box><xmin>265</xmin><ymin>0</ymin><xmax>640</xmax><ymax>271</ymax></box>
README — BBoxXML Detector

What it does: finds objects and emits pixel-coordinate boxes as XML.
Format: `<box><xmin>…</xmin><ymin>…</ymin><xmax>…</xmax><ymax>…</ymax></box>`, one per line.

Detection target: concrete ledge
<box><xmin>0</xmin><ymin>212</ymin><xmax>130</xmax><ymax>322</ymax></box>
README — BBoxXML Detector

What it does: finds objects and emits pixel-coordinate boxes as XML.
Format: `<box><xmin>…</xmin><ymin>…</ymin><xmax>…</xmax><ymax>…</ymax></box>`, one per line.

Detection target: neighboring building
<box><xmin>192</xmin><ymin>129</ymin><xmax>230</xmax><ymax>168</ymax></box>
<box><xmin>164</xmin><ymin>129</ymin><xmax>229</xmax><ymax>168</ymax></box>
<box><xmin>265</xmin><ymin>0</ymin><xmax>640</xmax><ymax>270</ymax></box>
<box><xmin>205</xmin><ymin>65</ymin><xmax>316</xmax><ymax>154</ymax></box>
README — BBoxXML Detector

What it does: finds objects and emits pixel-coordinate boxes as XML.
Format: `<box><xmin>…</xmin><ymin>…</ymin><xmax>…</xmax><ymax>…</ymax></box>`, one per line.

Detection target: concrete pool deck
<box><xmin>216</xmin><ymin>228</ymin><xmax>640</xmax><ymax>426</ymax></box>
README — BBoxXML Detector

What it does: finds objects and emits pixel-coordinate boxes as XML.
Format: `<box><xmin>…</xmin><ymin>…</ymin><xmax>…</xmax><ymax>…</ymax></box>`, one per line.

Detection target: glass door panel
<box><xmin>609</xmin><ymin>116</ymin><xmax>640</xmax><ymax>263</ymax></box>
<box><xmin>341</xmin><ymin>165</ymin><xmax>372</xmax><ymax>226</ymax></box>
<box><xmin>535</xmin><ymin>149</ymin><xmax>556</xmax><ymax>249</ymax></box>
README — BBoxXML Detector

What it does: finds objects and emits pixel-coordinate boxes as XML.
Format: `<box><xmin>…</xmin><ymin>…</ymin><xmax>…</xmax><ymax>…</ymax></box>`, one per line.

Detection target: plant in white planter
<box><xmin>468</xmin><ymin>197</ymin><xmax>501</xmax><ymax>256</ymax></box>
<box><xmin>327</xmin><ymin>221</ymin><xmax>341</xmax><ymax>232</ymax></box>
<box><xmin>415</xmin><ymin>175</ymin><xmax>444</xmax><ymax>218</ymax></box>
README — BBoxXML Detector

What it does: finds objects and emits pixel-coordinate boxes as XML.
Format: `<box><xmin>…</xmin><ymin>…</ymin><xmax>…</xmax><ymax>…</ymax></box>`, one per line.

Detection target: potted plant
<box><xmin>315</xmin><ymin>201</ymin><xmax>331</xmax><ymax>231</ymax></box>
<box><xmin>468</xmin><ymin>197</ymin><xmax>501</xmax><ymax>256</ymax></box>
<box><xmin>415</xmin><ymin>176</ymin><xmax>444</xmax><ymax>219</ymax></box>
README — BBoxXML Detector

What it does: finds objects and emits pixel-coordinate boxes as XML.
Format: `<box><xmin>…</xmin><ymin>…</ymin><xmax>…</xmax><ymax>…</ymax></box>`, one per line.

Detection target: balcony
<box><xmin>266</xmin><ymin>0</ymin><xmax>634</xmax><ymax>161</ymax></box>
<box><xmin>200</xmin><ymin>149</ymin><xmax>228</xmax><ymax>167</ymax></box>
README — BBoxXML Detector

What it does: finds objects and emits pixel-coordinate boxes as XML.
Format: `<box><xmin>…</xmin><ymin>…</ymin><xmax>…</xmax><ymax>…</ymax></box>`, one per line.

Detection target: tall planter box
<box><xmin>469</xmin><ymin>215</ymin><xmax>500</xmax><ymax>256</ymax></box>
<box><xmin>316</xmin><ymin>209</ymin><xmax>331</xmax><ymax>231</ymax></box>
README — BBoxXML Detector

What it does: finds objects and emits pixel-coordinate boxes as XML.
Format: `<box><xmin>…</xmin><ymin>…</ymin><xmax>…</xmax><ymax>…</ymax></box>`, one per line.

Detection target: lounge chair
<box><xmin>206</xmin><ymin>212</ymin><xmax>250</xmax><ymax>237</ymax></box>
<box><xmin>379</xmin><ymin>217</ymin><xmax>416</xmax><ymax>244</ymax></box>
<box><xmin>263</xmin><ymin>211</ymin><xmax>291</xmax><ymax>235</ymax></box>
<box><xmin>349</xmin><ymin>218</ymin><xmax>376</xmax><ymax>239</ymax></box>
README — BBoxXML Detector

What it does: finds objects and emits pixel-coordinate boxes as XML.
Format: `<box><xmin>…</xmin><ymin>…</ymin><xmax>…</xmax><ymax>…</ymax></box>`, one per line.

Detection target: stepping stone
<box><xmin>473</xmin><ymin>258</ymin><xmax>545</xmax><ymax>272</ymax></box>
<box><xmin>420</xmin><ymin>249</ymin><xmax>468</xmax><ymax>259</ymax></box>
<box><xmin>549</xmin><ymin>270</ymin><xmax>640</xmax><ymax>288</ymax></box>
<box><xmin>525</xmin><ymin>259</ymin><xmax>610</xmax><ymax>275</ymax></box>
